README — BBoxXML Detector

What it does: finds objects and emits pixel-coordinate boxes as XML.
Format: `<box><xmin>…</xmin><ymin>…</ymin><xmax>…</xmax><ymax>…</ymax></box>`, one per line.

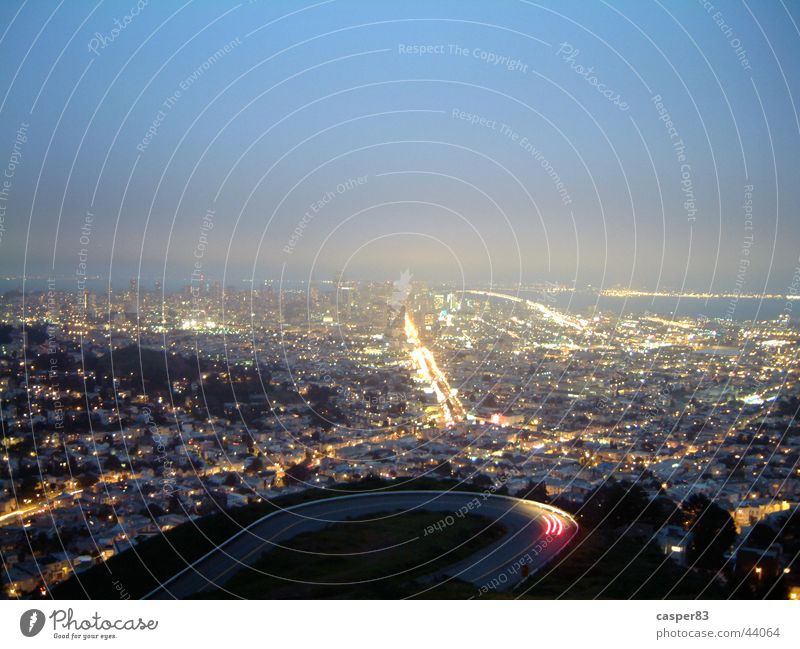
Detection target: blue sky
<box><xmin>0</xmin><ymin>0</ymin><xmax>798</xmax><ymax>291</ymax></box>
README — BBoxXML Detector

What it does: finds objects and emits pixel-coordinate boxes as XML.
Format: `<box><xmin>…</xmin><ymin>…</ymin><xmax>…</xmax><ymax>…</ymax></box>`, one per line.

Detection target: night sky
<box><xmin>0</xmin><ymin>0</ymin><xmax>798</xmax><ymax>291</ymax></box>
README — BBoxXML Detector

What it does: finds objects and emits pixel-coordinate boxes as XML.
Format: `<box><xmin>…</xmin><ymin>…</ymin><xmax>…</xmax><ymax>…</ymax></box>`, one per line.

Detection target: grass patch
<box><xmin>198</xmin><ymin>510</ymin><xmax>506</xmax><ymax>599</ymax></box>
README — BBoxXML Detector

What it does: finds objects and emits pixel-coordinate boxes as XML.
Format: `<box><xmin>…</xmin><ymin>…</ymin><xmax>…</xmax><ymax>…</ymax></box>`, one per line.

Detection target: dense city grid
<box><xmin>1</xmin><ymin>280</ymin><xmax>798</xmax><ymax>598</ymax></box>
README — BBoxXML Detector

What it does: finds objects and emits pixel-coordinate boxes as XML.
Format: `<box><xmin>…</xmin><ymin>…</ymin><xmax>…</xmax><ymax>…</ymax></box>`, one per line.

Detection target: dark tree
<box><xmin>283</xmin><ymin>461</ymin><xmax>313</xmax><ymax>486</ymax></box>
<box><xmin>245</xmin><ymin>455</ymin><xmax>265</xmax><ymax>474</ymax></box>
<box><xmin>582</xmin><ymin>480</ymin><xmax>649</xmax><ymax>528</ymax></box>
<box><xmin>515</xmin><ymin>480</ymin><xmax>548</xmax><ymax>503</ymax></box>
<box><xmin>25</xmin><ymin>325</ymin><xmax>48</xmax><ymax>346</ymax></box>
<box><xmin>682</xmin><ymin>494</ymin><xmax>737</xmax><ymax>571</ymax></box>
<box><xmin>103</xmin><ymin>454</ymin><xmax>123</xmax><ymax>471</ymax></box>
<box><xmin>0</xmin><ymin>323</ymin><xmax>14</xmax><ymax>344</ymax></box>
<box><xmin>143</xmin><ymin>503</ymin><xmax>165</xmax><ymax>518</ymax></box>
<box><xmin>433</xmin><ymin>461</ymin><xmax>453</xmax><ymax>477</ymax></box>
<box><xmin>77</xmin><ymin>472</ymin><xmax>98</xmax><ymax>489</ymax></box>
<box><xmin>743</xmin><ymin>522</ymin><xmax>778</xmax><ymax>549</ymax></box>
<box><xmin>471</xmin><ymin>473</ymin><xmax>493</xmax><ymax>489</ymax></box>
<box><xmin>641</xmin><ymin>496</ymin><xmax>682</xmax><ymax>528</ymax></box>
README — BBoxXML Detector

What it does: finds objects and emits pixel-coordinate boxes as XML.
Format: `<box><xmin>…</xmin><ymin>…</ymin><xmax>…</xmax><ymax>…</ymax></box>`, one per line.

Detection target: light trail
<box><xmin>466</xmin><ymin>290</ymin><xmax>586</xmax><ymax>331</ymax></box>
<box><xmin>405</xmin><ymin>312</ymin><xmax>465</xmax><ymax>427</ymax></box>
<box><xmin>542</xmin><ymin>513</ymin><xmax>565</xmax><ymax>536</ymax></box>
<box><xmin>0</xmin><ymin>489</ymin><xmax>83</xmax><ymax>526</ymax></box>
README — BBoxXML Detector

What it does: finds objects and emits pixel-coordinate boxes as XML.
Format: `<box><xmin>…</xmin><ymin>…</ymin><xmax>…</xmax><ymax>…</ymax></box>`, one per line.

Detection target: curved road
<box><xmin>144</xmin><ymin>490</ymin><xmax>577</xmax><ymax>599</ymax></box>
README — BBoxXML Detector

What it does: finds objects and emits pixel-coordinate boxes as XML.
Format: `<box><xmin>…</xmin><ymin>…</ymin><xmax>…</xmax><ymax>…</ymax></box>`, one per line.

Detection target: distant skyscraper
<box><xmin>309</xmin><ymin>284</ymin><xmax>320</xmax><ymax>309</ymax></box>
<box><xmin>335</xmin><ymin>269</ymin><xmax>345</xmax><ymax>290</ymax></box>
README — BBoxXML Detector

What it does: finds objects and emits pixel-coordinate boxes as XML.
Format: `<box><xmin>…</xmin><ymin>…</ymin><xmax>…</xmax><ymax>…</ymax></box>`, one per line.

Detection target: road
<box><xmin>466</xmin><ymin>289</ymin><xmax>587</xmax><ymax>331</ymax></box>
<box><xmin>144</xmin><ymin>490</ymin><xmax>577</xmax><ymax>599</ymax></box>
<box><xmin>404</xmin><ymin>312</ymin><xmax>465</xmax><ymax>427</ymax></box>
<box><xmin>0</xmin><ymin>489</ymin><xmax>83</xmax><ymax>528</ymax></box>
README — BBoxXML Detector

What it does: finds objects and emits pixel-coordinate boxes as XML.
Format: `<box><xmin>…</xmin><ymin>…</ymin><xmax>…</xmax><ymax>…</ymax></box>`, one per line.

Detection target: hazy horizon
<box><xmin>0</xmin><ymin>1</ymin><xmax>798</xmax><ymax>293</ymax></box>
